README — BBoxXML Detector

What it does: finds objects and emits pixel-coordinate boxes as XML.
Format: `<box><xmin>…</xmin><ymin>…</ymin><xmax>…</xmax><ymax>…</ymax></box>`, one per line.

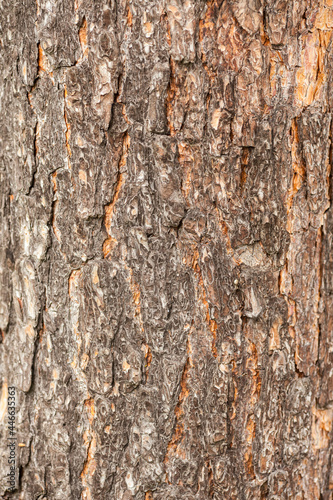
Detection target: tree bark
<box><xmin>1</xmin><ymin>0</ymin><xmax>333</xmax><ymax>498</ymax></box>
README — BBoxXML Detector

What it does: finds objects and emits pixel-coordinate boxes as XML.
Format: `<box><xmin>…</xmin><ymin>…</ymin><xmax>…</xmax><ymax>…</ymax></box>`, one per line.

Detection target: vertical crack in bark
<box><xmin>226</xmin><ymin>359</ymin><xmax>237</xmax><ymax>450</ymax></box>
<box><xmin>68</xmin><ymin>270</ymin><xmax>98</xmax><ymax>498</ymax></box>
<box><xmin>191</xmin><ymin>249</ymin><xmax>218</xmax><ymax>359</ymax></box>
<box><xmin>63</xmin><ymin>84</ymin><xmax>72</xmax><ymax>164</ymax></box>
<box><xmin>37</xmin><ymin>43</ymin><xmax>54</xmax><ymax>79</ymax></box>
<box><xmin>26</xmin><ymin>40</ymin><xmax>53</xmax><ymax>195</ymax></box>
<box><xmin>27</xmin><ymin>121</ymin><xmax>40</xmax><ymax>195</ymax></box>
<box><xmin>126</xmin><ymin>0</ymin><xmax>133</xmax><ymax>28</ymax></box>
<box><xmin>35</xmin><ymin>0</ymin><xmax>40</xmax><ymax>17</ymax></box>
<box><xmin>81</xmin><ymin>398</ymin><xmax>97</xmax><ymax>500</ymax></box>
<box><xmin>260</xmin><ymin>8</ymin><xmax>270</xmax><ymax>47</ymax></box>
<box><xmin>124</xmin><ymin>263</ymin><xmax>145</xmax><ymax>336</ymax></box>
<box><xmin>144</xmin><ymin>344</ymin><xmax>152</xmax><ymax>382</ymax></box>
<box><xmin>281</xmin><ymin>110</ymin><xmax>331</xmax><ymax>377</ymax></box>
<box><xmin>198</xmin><ymin>4</ymin><xmax>217</xmax><ymax>82</ymax></box>
<box><xmin>295</xmin><ymin>8</ymin><xmax>333</xmax><ymax>108</ymax></box>
<box><xmin>78</xmin><ymin>17</ymin><xmax>88</xmax><ymax>59</ymax></box>
<box><xmin>103</xmin><ymin>132</ymin><xmax>130</xmax><ymax>258</ymax></box>
<box><xmin>286</xmin><ymin>119</ymin><xmax>305</xmax><ymax>219</ymax></box>
<box><xmin>51</xmin><ymin>171</ymin><xmax>60</xmax><ymax>242</ymax></box>
<box><xmin>244</xmin><ymin>413</ymin><xmax>256</xmax><ymax>479</ymax></box>
<box><xmin>280</xmin><ymin>118</ymin><xmax>304</xmax><ymax>370</ymax></box>
<box><xmin>214</xmin><ymin>206</ymin><xmax>241</xmax><ymax>266</ymax></box>
<box><xmin>166</xmin><ymin>57</ymin><xmax>177</xmax><ymax>137</ymax></box>
<box><xmin>164</xmin><ymin>325</ymin><xmax>193</xmax><ymax>475</ymax></box>
<box><xmin>205</xmin><ymin>458</ymin><xmax>215</xmax><ymax>497</ymax></box>
<box><xmin>240</xmin><ymin>147</ymin><xmax>250</xmax><ymax>194</ymax></box>
<box><xmin>314</xmin><ymin>227</ymin><xmax>323</xmax><ymax>364</ymax></box>
<box><xmin>317</xmin><ymin>117</ymin><xmax>333</xmax><ymax>378</ymax></box>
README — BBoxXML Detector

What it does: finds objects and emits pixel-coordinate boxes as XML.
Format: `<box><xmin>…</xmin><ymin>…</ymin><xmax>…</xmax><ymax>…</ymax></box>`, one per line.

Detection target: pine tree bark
<box><xmin>1</xmin><ymin>0</ymin><xmax>333</xmax><ymax>498</ymax></box>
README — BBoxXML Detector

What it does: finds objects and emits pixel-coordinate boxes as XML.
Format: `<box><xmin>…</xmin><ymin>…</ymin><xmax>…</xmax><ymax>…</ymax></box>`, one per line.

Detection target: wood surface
<box><xmin>1</xmin><ymin>0</ymin><xmax>333</xmax><ymax>498</ymax></box>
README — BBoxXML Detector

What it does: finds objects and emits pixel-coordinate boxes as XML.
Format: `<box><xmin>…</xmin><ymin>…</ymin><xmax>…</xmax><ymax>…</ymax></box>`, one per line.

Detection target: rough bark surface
<box><xmin>1</xmin><ymin>0</ymin><xmax>333</xmax><ymax>498</ymax></box>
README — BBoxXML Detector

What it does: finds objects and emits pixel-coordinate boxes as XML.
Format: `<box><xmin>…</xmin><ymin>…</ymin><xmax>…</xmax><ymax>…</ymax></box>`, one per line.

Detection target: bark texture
<box><xmin>1</xmin><ymin>0</ymin><xmax>333</xmax><ymax>498</ymax></box>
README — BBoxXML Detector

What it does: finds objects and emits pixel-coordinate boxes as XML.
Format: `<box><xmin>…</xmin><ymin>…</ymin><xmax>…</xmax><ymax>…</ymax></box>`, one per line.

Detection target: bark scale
<box><xmin>1</xmin><ymin>0</ymin><xmax>333</xmax><ymax>498</ymax></box>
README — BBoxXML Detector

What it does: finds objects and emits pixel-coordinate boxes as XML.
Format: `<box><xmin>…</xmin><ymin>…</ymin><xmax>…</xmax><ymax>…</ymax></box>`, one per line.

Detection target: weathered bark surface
<box><xmin>1</xmin><ymin>0</ymin><xmax>333</xmax><ymax>498</ymax></box>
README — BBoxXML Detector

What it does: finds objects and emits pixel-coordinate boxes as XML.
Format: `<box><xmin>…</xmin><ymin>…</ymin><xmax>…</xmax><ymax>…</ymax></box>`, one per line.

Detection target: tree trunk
<box><xmin>1</xmin><ymin>0</ymin><xmax>333</xmax><ymax>498</ymax></box>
